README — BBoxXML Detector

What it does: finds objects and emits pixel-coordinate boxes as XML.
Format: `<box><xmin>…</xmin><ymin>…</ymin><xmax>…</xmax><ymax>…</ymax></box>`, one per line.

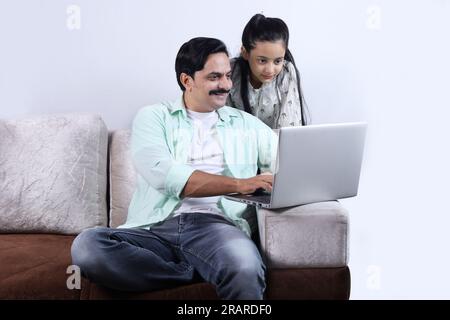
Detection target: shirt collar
<box><xmin>169</xmin><ymin>94</ymin><xmax>236</xmax><ymax>123</ymax></box>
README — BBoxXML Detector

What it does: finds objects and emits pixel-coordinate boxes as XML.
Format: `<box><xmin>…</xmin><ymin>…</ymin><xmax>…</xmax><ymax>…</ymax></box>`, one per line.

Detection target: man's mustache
<box><xmin>209</xmin><ymin>89</ymin><xmax>230</xmax><ymax>95</ymax></box>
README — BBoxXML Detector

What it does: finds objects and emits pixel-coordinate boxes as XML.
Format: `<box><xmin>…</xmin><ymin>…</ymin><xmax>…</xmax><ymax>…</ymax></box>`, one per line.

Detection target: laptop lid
<box><xmin>269</xmin><ymin>122</ymin><xmax>367</xmax><ymax>208</ymax></box>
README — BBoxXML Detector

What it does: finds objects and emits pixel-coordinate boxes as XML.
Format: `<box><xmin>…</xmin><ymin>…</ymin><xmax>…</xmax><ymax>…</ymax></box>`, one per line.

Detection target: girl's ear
<box><xmin>241</xmin><ymin>46</ymin><xmax>249</xmax><ymax>60</ymax></box>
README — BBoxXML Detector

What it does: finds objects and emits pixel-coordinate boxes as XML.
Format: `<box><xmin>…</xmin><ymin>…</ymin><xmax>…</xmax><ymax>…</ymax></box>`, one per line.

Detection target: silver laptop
<box><xmin>224</xmin><ymin>122</ymin><xmax>367</xmax><ymax>209</ymax></box>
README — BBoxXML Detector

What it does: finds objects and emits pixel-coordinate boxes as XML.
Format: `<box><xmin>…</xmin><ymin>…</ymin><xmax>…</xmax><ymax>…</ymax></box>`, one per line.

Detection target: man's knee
<box><xmin>71</xmin><ymin>227</ymin><xmax>109</xmax><ymax>275</ymax></box>
<box><xmin>222</xmin><ymin>248</ymin><xmax>266</xmax><ymax>281</ymax></box>
<box><xmin>217</xmin><ymin>251</ymin><xmax>266</xmax><ymax>299</ymax></box>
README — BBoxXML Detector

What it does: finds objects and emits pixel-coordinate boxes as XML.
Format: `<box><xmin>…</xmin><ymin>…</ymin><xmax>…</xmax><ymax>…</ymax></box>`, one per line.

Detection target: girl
<box><xmin>227</xmin><ymin>14</ymin><xmax>308</xmax><ymax>128</ymax></box>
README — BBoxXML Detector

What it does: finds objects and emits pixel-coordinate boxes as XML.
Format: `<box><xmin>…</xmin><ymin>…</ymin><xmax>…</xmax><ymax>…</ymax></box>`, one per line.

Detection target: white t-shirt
<box><xmin>172</xmin><ymin>109</ymin><xmax>225</xmax><ymax>216</ymax></box>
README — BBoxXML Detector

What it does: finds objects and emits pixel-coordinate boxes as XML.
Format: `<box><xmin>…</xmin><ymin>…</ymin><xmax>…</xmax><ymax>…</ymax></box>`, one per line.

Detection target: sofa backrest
<box><xmin>0</xmin><ymin>113</ymin><xmax>108</xmax><ymax>234</ymax></box>
<box><xmin>108</xmin><ymin>130</ymin><xmax>136</xmax><ymax>228</ymax></box>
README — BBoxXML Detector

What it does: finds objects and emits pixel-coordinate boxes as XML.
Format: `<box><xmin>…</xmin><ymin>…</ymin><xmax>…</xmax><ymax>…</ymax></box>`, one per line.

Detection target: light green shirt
<box><xmin>119</xmin><ymin>96</ymin><xmax>278</xmax><ymax>237</ymax></box>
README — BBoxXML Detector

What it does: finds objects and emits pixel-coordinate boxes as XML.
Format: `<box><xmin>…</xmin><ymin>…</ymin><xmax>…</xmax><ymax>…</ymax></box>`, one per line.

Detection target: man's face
<box><xmin>184</xmin><ymin>52</ymin><xmax>232</xmax><ymax>112</ymax></box>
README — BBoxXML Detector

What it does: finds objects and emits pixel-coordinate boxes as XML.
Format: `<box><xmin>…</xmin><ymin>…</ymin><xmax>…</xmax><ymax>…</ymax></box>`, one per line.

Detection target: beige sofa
<box><xmin>0</xmin><ymin>113</ymin><xmax>350</xmax><ymax>299</ymax></box>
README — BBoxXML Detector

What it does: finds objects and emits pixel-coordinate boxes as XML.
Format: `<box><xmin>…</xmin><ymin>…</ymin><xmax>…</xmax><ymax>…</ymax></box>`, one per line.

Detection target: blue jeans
<box><xmin>71</xmin><ymin>213</ymin><xmax>266</xmax><ymax>300</ymax></box>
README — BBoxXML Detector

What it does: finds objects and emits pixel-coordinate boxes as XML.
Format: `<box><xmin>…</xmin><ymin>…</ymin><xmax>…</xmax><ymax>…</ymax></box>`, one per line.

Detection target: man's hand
<box><xmin>236</xmin><ymin>173</ymin><xmax>273</xmax><ymax>195</ymax></box>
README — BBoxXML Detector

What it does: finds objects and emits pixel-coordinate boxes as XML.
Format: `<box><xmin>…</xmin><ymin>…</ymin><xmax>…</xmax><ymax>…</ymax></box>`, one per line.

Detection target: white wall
<box><xmin>1</xmin><ymin>0</ymin><xmax>450</xmax><ymax>299</ymax></box>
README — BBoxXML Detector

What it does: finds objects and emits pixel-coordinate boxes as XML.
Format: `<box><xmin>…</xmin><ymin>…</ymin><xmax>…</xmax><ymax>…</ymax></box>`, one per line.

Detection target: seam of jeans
<box><xmin>177</xmin><ymin>215</ymin><xmax>184</xmax><ymax>243</ymax></box>
<box><xmin>132</xmin><ymin>245</ymin><xmax>193</xmax><ymax>273</ymax></box>
<box><xmin>179</xmin><ymin>246</ymin><xmax>219</xmax><ymax>275</ymax></box>
<box><xmin>110</xmin><ymin>230</ymin><xmax>180</xmax><ymax>250</ymax></box>
<box><xmin>109</xmin><ymin>229</ymin><xmax>154</xmax><ymax>239</ymax></box>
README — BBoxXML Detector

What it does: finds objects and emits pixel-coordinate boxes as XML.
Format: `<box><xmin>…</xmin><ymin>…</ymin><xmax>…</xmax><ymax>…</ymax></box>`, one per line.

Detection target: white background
<box><xmin>1</xmin><ymin>0</ymin><xmax>450</xmax><ymax>299</ymax></box>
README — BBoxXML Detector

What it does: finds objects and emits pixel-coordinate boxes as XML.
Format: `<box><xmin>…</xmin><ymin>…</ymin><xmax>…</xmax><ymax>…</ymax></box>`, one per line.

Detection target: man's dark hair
<box><xmin>175</xmin><ymin>37</ymin><xmax>229</xmax><ymax>91</ymax></box>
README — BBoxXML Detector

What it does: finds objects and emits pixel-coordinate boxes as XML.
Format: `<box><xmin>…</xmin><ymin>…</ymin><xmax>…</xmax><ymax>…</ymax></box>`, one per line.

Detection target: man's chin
<box><xmin>211</xmin><ymin>96</ymin><xmax>228</xmax><ymax>108</ymax></box>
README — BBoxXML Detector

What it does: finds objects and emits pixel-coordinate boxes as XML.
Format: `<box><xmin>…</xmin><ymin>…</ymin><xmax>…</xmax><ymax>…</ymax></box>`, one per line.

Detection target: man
<box><xmin>71</xmin><ymin>37</ymin><xmax>277</xmax><ymax>300</ymax></box>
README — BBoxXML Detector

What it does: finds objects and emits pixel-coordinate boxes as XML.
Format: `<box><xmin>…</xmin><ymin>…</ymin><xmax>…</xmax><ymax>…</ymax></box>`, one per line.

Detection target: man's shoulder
<box><xmin>134</xmin><ymin>100</ymin><xmax>179</xmax><ymax>119</ymax></box>
<box><xmin>137</xmin><ymin>101</ymin><xmax>172</xmax><ymax>114</ymax></box>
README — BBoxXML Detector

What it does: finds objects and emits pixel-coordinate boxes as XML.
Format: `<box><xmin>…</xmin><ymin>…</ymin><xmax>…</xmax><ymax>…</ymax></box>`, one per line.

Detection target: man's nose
<box><xmin>219</xmin><ymin>76</ymin><xmax>232</xmax><ymax>90</ymax></box>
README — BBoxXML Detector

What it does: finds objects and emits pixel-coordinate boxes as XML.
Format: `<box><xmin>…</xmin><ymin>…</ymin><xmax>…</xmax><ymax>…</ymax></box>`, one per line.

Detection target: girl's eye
<box><xmin>275</xmin><ymin>59</ymin><xmax>284</xmax><ymax>65</ymax></box>
<box><xmin>257</xmin><ymin>59</ymin><xmax>266</xmax><ymax>64</ymax></box>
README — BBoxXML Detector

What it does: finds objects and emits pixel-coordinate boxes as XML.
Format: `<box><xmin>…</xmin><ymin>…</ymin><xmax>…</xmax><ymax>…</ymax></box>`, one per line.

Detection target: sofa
<box><xmin>0</xmin><ymin>113</ymin><xmax>350</xmax><ymax>300</ymax></box>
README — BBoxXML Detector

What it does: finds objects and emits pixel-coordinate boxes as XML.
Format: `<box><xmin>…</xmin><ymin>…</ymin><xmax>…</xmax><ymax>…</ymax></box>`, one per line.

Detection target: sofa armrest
<box><xmin>257</xmin><ymin>201</ymin><xmax>349</xmax><ymax>268</ymax></box>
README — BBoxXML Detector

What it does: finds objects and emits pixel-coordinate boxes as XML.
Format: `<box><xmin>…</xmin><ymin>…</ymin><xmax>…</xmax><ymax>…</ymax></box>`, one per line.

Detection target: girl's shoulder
<box><xmin>276</xmin><ymin>60</ymin><xmax>297</xmax><ymax>89</ymax></box>
<box><xmin>229</xmin><ymin>57</ymin><xmax>240</xmax><ymax>71</ymax></box>
<box><xmin>280</xmin><ymin>60</ymin><xmax>297</xmax><ymax>78</ymax></box>
<box><xmin>229</xmin><ymin>57</ymin><xmax>243</xmax><ymax>87</ymax></box>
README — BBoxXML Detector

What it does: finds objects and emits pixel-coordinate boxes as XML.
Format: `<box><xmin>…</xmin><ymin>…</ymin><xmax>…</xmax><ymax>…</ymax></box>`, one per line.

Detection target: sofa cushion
<box><xmin>108</xmin><ymin>130</ymin><xmax>135</xmax><ymax>228</ymax></box>
<box><xmin>82</xmin><ymin>282</ymin><xmax>218</xmax><ymax>300</ymax></box>
<box><xmin>0</xmin><ymin>234</ymin><xmax>82</xmax><ymax>299</ymax></box>
<box><xmin>266</xmin><ymin>267</ymin><xmax>350</xmax><ymax>299</ymax></box>
<box><xmin>0</xmin><ymin>233</ymin><xmax>350</xmax><ymax>300</ymax></box>
<box><xmin>257</xmin><ymin>201</ymin><xmax>349</xmax><ymax>268</ymax></box>
<box><xmin>0</xmin><ymin>114</ymin><xmax>108</xmax><ymax>234</ymax></box>
<box><xmin>81</xmin><ymin>267</ymin><xmax>350</xmax><ymax>300</ymax></box>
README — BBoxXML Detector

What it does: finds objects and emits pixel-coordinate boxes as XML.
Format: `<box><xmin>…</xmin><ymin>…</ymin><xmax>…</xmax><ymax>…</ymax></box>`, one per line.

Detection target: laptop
<box><xmin>224</xmin><ymin>122</ymin><xmax>367</xmax><ymax>209</ymax></box>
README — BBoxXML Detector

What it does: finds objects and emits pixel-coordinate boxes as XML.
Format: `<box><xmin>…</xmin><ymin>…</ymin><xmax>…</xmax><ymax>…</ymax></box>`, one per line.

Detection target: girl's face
<box><xmin>243</xmin><ymin>40</ymin><xmax>286</xmax><ymax>89</ymax></box>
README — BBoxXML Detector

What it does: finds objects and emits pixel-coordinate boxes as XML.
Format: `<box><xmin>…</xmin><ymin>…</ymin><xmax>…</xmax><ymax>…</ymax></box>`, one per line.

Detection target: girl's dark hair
<box><xmin>235</xmin><ymin>14</ymin><xmax>308</xmax><ymax>125</ymax></box>
<box><xmin>175</xmin><ymin>37</ymin><xmax>229</xmax><ymax>91</ymax></box>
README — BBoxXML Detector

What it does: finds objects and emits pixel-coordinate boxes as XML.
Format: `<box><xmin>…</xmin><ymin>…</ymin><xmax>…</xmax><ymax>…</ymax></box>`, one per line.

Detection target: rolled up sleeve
<box><xmin>165</xmin><ymin>162</ymin><xmax>195</xmax><ymax>198</ymax></box>
<box><xmin>131</xmin><ymin>107</ymin><xmax>194</xmax><ymax>199</ymax></box>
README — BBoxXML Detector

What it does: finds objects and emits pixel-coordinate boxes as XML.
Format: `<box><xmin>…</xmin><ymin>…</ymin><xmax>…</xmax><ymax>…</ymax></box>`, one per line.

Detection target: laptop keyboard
<box><xmin>244</xmin><ymin>194</ymin><xmax>271</xmax><ymax>204</ymax></box>
<box><xmin>226</xmin><ymin>189</ymin><xmax>272</xmax><ymax>205</ymax></box>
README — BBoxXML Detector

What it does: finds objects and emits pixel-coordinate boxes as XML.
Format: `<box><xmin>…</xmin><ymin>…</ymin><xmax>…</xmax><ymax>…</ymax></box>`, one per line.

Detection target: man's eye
<box><xmin>209</xmin><ymin>76</ymin><xmax>218</xmax><ymax>80</ymax></box>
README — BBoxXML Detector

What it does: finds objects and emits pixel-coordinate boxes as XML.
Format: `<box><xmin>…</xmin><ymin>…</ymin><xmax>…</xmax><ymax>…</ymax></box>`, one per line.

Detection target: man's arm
<box><xmin>132</xmin><ymin>107</ymin><xmax>274</xmax><ymax>200</ymax></box>
<box><xmin>181</xmin><ymin>170</ymin><xmax>273</xmax><ymax>198</ymax></box>
<box><xmin>131</xmin><ymin>107</ymin><xmax>196</xmax><ymax>199</ymax></box>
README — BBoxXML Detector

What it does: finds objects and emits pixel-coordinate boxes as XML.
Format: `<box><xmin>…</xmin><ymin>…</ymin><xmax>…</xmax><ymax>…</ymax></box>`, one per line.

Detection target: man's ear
<box><xmin>180</xmin><ymin>73</ymin><xmax>194</xmax><ymax>91</ymax></box>
<box><xmin>241</xmin><ymin>46</ymin><xmax>249</xmax><ymax>60</ymax></box>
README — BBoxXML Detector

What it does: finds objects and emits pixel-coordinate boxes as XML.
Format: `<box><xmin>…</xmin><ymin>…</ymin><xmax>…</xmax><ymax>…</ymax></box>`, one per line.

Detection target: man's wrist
<box><xmin>232</xmin><ymin>177</ymin><xmax>240</xmax><ymax>194</ymax></box>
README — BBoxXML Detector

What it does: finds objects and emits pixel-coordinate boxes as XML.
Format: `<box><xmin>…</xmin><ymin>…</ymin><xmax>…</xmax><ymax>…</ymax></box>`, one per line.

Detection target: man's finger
<box><xmin>262</xmin><ymin>175</ymin><xmax>273</xmax><ymax>183</ymax></box>
<box><xmin>262</xmin><ymin>183</ymin><xmax>272</xmax><ymax>192</ymax></box>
